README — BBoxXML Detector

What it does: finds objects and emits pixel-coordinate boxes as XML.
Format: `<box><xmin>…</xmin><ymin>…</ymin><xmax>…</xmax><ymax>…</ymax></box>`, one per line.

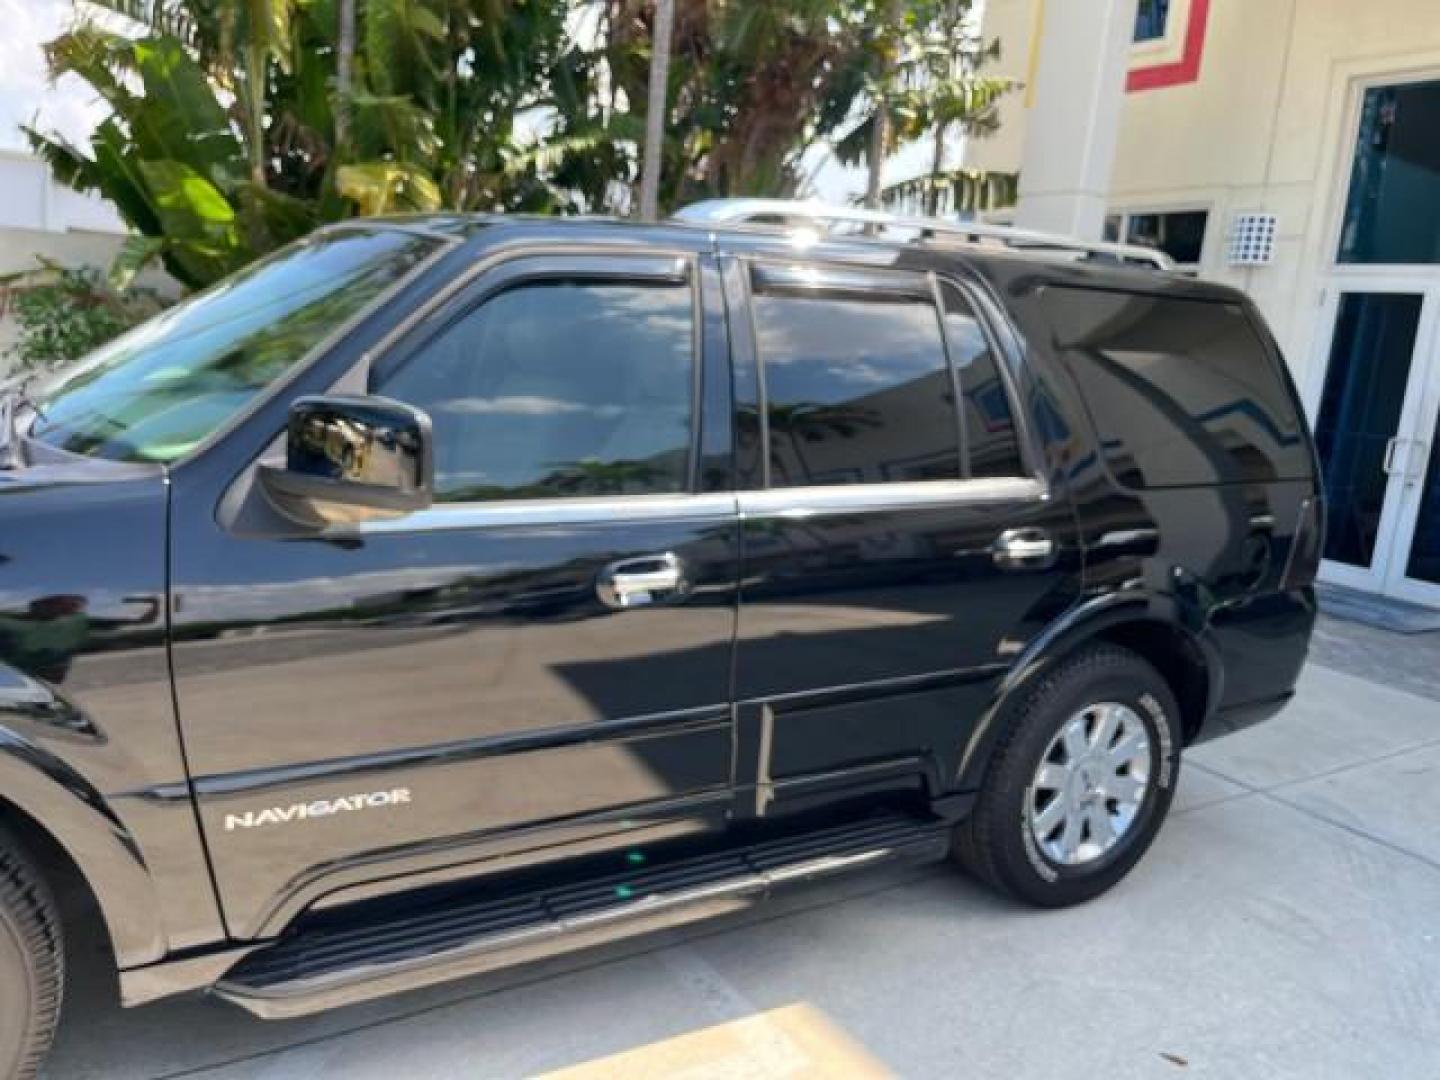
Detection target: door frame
<box><xmin>1385</xmin><ymin>313</ymin><xmax>1440</xmax><ymax>608</ymax></box>
<box><xmin>1305</xmin><ymin>67</ymin><xmax>1440</xmax><ymax>606</ymax></box>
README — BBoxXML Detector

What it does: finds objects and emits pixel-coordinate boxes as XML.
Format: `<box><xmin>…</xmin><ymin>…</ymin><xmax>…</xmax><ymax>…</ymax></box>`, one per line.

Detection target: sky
<box><xmin>0</xmin><ymin>0</ymin><xmax>938</xmax><ymax>205</ymax></box>
<box><xmin>0</xmin><ymin>0</ymin><xmax>109</xmax><ymax>153</ymax></box>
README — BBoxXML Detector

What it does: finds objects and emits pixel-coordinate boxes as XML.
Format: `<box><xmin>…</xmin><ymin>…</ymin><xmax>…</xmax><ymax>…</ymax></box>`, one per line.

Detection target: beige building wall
<box><xmin>969</xmin><ymin>0</ymin><xmax>1440</xmax><ymax>393</ymax></box>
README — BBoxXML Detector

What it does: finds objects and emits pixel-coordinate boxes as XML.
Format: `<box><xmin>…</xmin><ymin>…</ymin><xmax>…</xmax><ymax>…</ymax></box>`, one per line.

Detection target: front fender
<box><xmin>0</xmin><ymin>705</ymin><xmax>168</xmax><ymax>965</ymax></box>
<box><xmin>954</xmin><ymin>589</ymin><xmax>1222</xmax><ymax>792</ymax></box>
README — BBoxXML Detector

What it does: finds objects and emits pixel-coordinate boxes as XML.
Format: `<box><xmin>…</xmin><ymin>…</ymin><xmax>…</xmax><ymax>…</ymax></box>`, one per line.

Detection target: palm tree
<box><xmin>594</xmin><ymin>0</ymin><xmax>874</xmax><ymax>210</ymax></box>
<box><xmin>26</xmin><ymin>0</ymin><xmax>579</xmax><ymax>288</ymax></box>
<box><xmin>841</xmin><ymin>0</ymin><xmax>1017</xmax><ymax>217</ymax></box>
<box><xmin>865</xmin><ymin>0</ymin><xmax>905</xmax><ymax>208</ymax></box>
<box><xmin>904</xmin><ymin>3</ymin><xmax>1015</xmax><ymax>215</ymax></box>
<box><xmin>637</xmin><ymin>0</ymin><xmax>675</xmax><ymax>221</ymax></box>
<box><xmin>335</xmin><ymin>0</ymin><xmax>357</xmax><ymax>151</ymax></box>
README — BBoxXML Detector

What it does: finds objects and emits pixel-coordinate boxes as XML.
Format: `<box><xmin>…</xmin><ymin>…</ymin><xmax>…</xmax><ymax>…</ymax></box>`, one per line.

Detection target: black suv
<box><xmin>0</xmin><ymin>205</ymin><xmax>1320</xmax><ymax>1076</ymax></box>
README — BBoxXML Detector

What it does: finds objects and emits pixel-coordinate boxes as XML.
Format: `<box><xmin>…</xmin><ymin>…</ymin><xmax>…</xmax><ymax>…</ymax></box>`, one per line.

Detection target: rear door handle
<box><xmin>992</xmin><ymin>527</ymin><xmax>1056</xmax><ymax>570</ymax></box>
<box><xmin>596</xmin><ymin>552</ymin><xmax>687</xmax><ymax>609</ymax></box>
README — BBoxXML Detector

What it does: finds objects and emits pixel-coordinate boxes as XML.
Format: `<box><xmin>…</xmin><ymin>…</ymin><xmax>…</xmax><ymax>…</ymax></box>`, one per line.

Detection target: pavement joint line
<box><xmin>1186</xmin><ymin>730</ymin><xmax>1440</xmax><ymax>798</ymax></box>
<box><xmin>1262</xmin><ymin>734</ymin><xmax>1440</xmax><ymax>795</ymax></box>
<box><xmin>1260</xmin><ymin>788</ymin><xmax>1440</xmax><ymax>877</ymax></box>
<box><xmin>150</xmin><ymin>865</ymin><xmax>951</xmax><ymax>1080</ymax></box>
<box><xmin>1184</xmin><ymin>762</ymin><xmax>1440</xmax><ymax>877</ymax></box>
<box><xmin>1307</xmin><ymin>659</ymin><xmax>1440</xmax><ymax>704</ymax></box>
<box><xmin>1183</xmin><ymin>758</ymin><xmax>1263</xmax><ymax>792</ymax></box>
<box><xmin>1171</xmin><ymin>787</ymin><xmax>1259</xmax><ymax>817</ymax></box>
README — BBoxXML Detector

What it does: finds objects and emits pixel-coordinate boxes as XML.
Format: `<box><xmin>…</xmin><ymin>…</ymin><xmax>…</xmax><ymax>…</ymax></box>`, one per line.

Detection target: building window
<box><xmin>1134</xmin><ymin>0</ymin><xmax>1171</xmax><ymax>42</ymax></box>
<box><xmin>1107</xmin><ymin>209</ymin><xmax>1208</xmax><ymax>271</ymax></box>
<box><xmin>1339</xmin><ymin>79</ymin><xmax>1440</xmax><ymax>265</ymax></box>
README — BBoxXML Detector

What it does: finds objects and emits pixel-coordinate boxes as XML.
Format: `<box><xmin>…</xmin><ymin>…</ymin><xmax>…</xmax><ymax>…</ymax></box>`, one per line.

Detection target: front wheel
<box><xmin>953</xmin><ymin>644</ymin><xmax>1182</xmax><ymax>907</ymax></box>
<box><xmin>0</xmin><ymin>833</ymin><xmax>63</xmax><ymax>1080</ymax></box>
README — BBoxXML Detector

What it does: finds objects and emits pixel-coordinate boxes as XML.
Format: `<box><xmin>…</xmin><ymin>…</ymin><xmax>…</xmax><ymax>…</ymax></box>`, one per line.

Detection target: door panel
<box><xmin>1312</xmin><ymin>291</ymin><xmax>1424</xmax><ymax>577</ymax></box>
<box><xmin>171</xmin><ymin>252</ymin><xmax>740</xmax><ymax>937</ymax></box>
<box><xmin>1310</xmin><ymin>283</ymin><xmax>1440</xmax><ymax>604</ymax></box>
<box><xmin>1391</xmin><ymin>337</ymin><xmax>1440</xmax><ymax>604</ymax></box>
<box><xmin>734</xmin><ymin>488</ymin><xmax>1079</xmax><ymax>794</ymax></box>
<box><xmin>171</xmin><ymin>509</ymin><xmax>738</xmax><ymax>934</ymax></box>
<box><xmin>1403</xmin><ymin>429</ymin><xmax>1440</xmax><ymax>586</ymax></box>
<box><xmin>723</xmin><ymin>254</ymin><xmax>1082</xmax><ymax>806</ymax></box>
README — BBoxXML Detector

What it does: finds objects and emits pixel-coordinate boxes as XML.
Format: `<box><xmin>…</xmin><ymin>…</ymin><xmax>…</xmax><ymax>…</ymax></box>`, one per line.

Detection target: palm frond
<box><xmin>79</xmin><ymin>0</ymin><xmax>200</xmax><ymax>47</ymax></box>
<box><xmin>881</xmin><ymin>167</ymin><xmax>1019</xmax><ymax>215</ymax></box>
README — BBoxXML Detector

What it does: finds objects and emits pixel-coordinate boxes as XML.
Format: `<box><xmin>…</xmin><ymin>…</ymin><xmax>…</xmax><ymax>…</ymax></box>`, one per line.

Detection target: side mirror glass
<box><xmin>260</xmin><ymin>394</ymin><xmax>433</xmax><ymax>525</ymax></box>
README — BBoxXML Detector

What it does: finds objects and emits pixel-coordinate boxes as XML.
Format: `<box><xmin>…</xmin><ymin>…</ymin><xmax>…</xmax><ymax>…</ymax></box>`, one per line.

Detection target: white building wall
<box><xmin>967</xmin><ymin>0</ymin><xmax>1440</xmax><ymax>391</ymax></box>
<box><xmin>0</xmin><ymin>148</ymin><xmax>132</xmax><ymax>357</ymax></box>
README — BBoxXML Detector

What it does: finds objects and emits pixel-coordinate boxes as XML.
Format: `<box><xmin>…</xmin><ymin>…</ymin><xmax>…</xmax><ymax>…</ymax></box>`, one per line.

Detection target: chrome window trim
<box><xmin>737</xmin><ymin>477</ymin><xmax>1046</xmax><ymax>519</ymax></box>
<box><xmin>359</xmin><ymin>492</ymin><xmax>740</xmax><ymax>534</ymax></box>
<box><xmin>356</xmin><ymin>477</ymin><xmax>1046</xmax><ymax>535</ymax></box>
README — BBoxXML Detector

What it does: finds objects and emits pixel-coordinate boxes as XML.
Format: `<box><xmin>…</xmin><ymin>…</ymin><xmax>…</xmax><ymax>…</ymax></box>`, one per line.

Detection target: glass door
<box><xmin>1309</xmin><ymin>283</ymin><xmax>1440</xmax><ymax>597</ymax></box>
<box><xmin>1311</xmin><ymin>74</ymin><xmax>1440</xmax><ymax>606</ymax></box>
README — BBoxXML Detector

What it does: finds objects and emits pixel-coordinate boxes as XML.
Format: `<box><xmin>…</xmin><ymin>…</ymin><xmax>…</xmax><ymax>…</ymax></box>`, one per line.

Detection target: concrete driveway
<box><xmin>42</xmin><ymin>650</ymin><xmax>1440</xmax><ymax>1079</ymax></box>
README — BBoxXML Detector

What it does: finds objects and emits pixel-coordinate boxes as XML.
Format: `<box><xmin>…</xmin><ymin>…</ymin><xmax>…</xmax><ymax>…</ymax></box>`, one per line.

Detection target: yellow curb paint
<box><xmin>534</xmin><ymin>1002</ymin><xmax>894</xmax><ymax>1080</ymax></box>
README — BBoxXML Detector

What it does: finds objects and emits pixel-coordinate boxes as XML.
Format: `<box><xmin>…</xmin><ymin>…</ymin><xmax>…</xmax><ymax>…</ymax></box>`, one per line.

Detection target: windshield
<box><xmin>27</xmin><ymin>227</ymin><xmax>441</xmax><ymax>464</ymax></box>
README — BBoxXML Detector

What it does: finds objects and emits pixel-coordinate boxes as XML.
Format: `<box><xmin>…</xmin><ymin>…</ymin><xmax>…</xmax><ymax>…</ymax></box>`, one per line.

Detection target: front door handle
<box><xmin>992</xmin><ymin>527</ymin><xmax>1057</xmax><ymax>570</ymax></box>
<box><xmin>596</xmin><ymin>552</ymin><xmax>687</xmax><ymax>609</ymax></box>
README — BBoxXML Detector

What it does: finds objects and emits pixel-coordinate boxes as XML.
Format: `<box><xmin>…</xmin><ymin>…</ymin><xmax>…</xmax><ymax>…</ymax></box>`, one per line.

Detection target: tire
<box><xmin>953</xmin><ymin>644</ymin><xmax>1181</xmax><ymax>907</ymax></box>
<box><xmin>0</xmin><ymin>833</ymin><xmax>63</xmax><ymax>1080</ymax></box>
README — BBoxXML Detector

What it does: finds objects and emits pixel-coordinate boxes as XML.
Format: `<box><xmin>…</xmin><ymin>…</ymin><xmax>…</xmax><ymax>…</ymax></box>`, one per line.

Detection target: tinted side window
<box><xmin>751</xmin><ymin>282</ymin><xmax>959</xmax><ymax>487</ymax></box>
<box><xmin>1043</xmin><ymin>288</ymin><xmax>1309</xmax><ymax>488</ymax></box>
<box><xmin>377</xmin><ymin>279</ymin><xmax>694</xmax><ymax>502</ymax></box>
<box><xmin>940</xmin><ymin>282</ymin><xmax>1026</xmax><ymax>478</ymax></box>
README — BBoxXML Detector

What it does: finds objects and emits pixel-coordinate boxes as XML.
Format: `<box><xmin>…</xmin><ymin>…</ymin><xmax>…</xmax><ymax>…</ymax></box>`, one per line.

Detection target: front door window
<box><xmin>376</xmin><ymin>278</ymin><xmax>695</xmax><ymax>502</ymax></box>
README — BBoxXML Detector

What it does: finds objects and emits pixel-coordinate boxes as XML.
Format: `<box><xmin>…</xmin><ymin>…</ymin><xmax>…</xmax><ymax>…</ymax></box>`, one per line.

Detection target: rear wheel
<box><xmin>0</xmin><ymin>833</ymin><xmax>63</xmax><ymax>1080</ymax></box>
<box><xmin>953</xmin><ymin>644</ymin><xmax>1181</xmax><ymax>906</ymax></box>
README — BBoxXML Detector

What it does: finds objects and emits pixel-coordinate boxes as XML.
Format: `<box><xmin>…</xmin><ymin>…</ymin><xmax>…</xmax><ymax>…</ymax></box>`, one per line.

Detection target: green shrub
<box><xmin>3</xmin><ymin>262</ymin><xmax>165</xmax><ymax>373</ymax></box>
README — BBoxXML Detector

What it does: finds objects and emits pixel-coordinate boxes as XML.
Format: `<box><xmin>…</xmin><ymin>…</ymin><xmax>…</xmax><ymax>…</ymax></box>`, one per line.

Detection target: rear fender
<box><xmin>954</xmin><ymin>590</ymin><xmax>1222</xmax><ymax>792</ymax></box>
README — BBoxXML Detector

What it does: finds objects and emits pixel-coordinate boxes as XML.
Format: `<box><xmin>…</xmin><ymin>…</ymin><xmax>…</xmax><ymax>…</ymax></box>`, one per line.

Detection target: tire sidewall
<box><xmin>999</xmin><ymin>652</ymin><xmax>1181</xmax><ymax>905</ymax></box>
<box><xmin>0</xmin><ymin>898</ymin><xmax>39</xmax><ymax>1079</ymax></box>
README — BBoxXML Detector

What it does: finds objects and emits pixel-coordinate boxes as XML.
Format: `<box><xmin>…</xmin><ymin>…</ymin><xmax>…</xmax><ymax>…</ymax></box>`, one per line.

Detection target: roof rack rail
<box><xmin>672</xmin><ymin>198</ymin><xmax>1176</xmax><ymax>271</ymax></box>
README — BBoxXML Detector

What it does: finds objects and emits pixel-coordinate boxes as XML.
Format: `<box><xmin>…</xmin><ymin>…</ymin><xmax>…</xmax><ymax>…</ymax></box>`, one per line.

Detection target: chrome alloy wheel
<box><xmin>1026</xmin><ymin>702</ymin><xmax>1152</xmax><ymax>866</ymax></box>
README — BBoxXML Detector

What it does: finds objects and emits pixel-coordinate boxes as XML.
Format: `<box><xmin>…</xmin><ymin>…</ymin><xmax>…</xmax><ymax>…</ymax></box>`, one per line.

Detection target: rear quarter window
<box><xmin>1041</xmin><ymin>287</ymin><xmax>1310</xmax><ymax>488</ymax></box>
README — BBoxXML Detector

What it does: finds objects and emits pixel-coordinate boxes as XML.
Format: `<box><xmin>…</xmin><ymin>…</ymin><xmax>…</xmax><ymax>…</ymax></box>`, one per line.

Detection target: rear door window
<box><xmin>1041</xmin><ymin>287</ymin><xmax>1309</xmax><ymax>487</ymax></box>
<box><xmin>750</xmin><ymin>270</ymin><xmax>960</xmax><ymax>487</ymax></box>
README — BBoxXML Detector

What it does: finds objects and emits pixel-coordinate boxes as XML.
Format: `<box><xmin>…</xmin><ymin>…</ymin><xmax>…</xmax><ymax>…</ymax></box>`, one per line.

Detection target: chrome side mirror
<box><xmin>260</xmin><ymin>394</ymin><xmax>433</xmax><ymax>525</ymax></box>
